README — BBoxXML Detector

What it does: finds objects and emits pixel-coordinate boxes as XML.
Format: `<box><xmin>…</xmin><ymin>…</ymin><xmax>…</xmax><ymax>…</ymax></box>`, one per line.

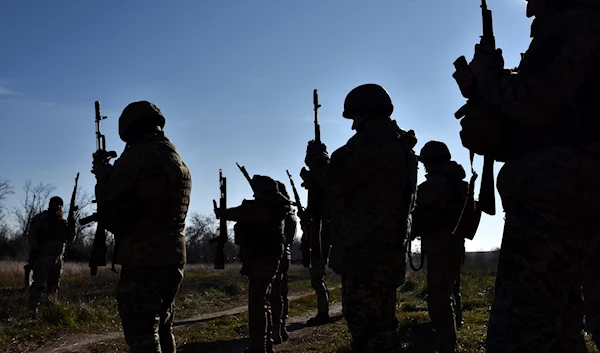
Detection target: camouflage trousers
<box><xmin>487</xmin><ymin>146</ymin><xmax>600</xmax><ymax>353</ymax></box>
<box><xmin>28</xmin><ymin>254</ymin><xmax>64</xmax><ymax>312</ymax></box>
<box><xmin>425</xmin><ymin>252</ymin><xmax>463</xmax><ymax>353</ymax></box>
<box><xmin>310</xmin><ymin>256</ymin><xmax>330</xmax><ymax>314</ymax></box>
<box><xmin>249</xmin><ymin>275</ymin><xmax>275</xmax><ymax>353</ymax></box>
<box><xmin>270</xmin><ymin>257</ymin><xmax>290</xmax><ymax>340</ymax></box>
<box><xmin>117</xmin><ymin>266</ymin><xmax>184</xmax><ymax>353</ymax></box>
<box><xmin>453</xmin><ymin>272</ymin><xmax>463</xmax><ymax>327</ymax></box>
<box><xmin>342</xmin><ymin>275</ymin><xmax>399</xmax><ymax>353</ymax></box>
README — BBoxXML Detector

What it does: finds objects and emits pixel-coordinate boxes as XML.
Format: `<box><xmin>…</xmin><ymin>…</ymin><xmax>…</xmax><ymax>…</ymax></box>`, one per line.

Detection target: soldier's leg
<box><xmin>582</xmin><ymin>228</ymin><xmax>600</xmax><ymax>349</ymax></box>
<box><xmin>46</xmin><ymin>256</ymin><xmax>64</xmax><ymax>302</ymax></box>
<box><xmin>248</xmin><ymin>275</ymin><xmax>275</xmax><ymax>353</ymax></box>
<box><xmin>117</xmin><ymin>266</ymin><xmax>165</xmax><ymax>353</ymax></box>
<box><xmin>280</xmin><ymin>259</ymin><xmax>290</xmax><ymax>340</ymax></box>
<box><xmin>307</xmin><ymin>257</ymin><xmax>329</xmax><ymax>325</ymax></box>
<box><xmin>28</xmin><ymin>256</ymin><xmax>51</xmax><ymax>315</ymax></box>
<box><xmin>552</xmin><ymin>284</ymin><xmax>586</xmax><ymax>352</ymax></box>
<box><xmin>426</xmin><ymin>254</ymin><xmax>461</xmax><ymax>353</ymax></box>
<box><xmin>158</xmin><ymin>267</ymin><xmax>184</xmax><ymax>353</ymax></box>
<box><xmin>342</xmin><ymin>276</ymin><xmax>398</xmax><ymax>353</ymax></box>
<box><xmin>453</xmin><ymin>272</ymin><xmax>463</xmax><ymax>329</ymax></box>
<box><xmin>270</xmin><ymin>263</ymin><xmax>284</xmax><ymax>343</ymax></box>
<box><xmin>485</xmin><ymin>207</ymin><xmax>587</xmax><ymax>353</ymax></box>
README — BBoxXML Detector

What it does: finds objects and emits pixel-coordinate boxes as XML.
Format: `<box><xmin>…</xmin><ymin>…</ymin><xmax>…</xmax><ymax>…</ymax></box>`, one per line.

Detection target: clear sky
<box><xmin>0</xmin><ymin>0</ymin><xmax>532</xmax><ymax>252</ymax></box>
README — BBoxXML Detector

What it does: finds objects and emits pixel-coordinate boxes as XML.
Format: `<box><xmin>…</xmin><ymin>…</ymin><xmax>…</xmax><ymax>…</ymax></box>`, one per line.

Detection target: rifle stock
<box><xmin>211</xmin><ymin>169</ymin><xmax>227</xmax><ymax>269</ymax></box>
<box><xmin>453</xmin><ymin>0</ymin><xmax>497</xmax><ymax>216</ymax></box>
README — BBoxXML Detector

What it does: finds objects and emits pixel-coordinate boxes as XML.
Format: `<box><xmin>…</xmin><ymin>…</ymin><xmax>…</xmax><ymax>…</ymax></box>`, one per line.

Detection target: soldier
<box><xmin>301</xmin><ymin>83</ymin><xmax>418</xmax><ymax>352</ymax></box>
<box><xmin>270</xmin><ymin>181</ymin><xmax>297</xmax><ymax>344</ymax></box>
<box><xmin>452</xmin><ymin>0</ymin><xmax>600</xmax><ymax>351</ymax></box>
<box><xmin>91</xmin><ymin>101</ymin><xmax>192</xmax><ymax>353</ymax></box>
<box><xmin>27</xmin><ymin>196</ymin><xmax>76</xmax><ymax>318</ymax></box>
<box><xmin>215</xmin><ymin>175</ymin><xmax>291</xmax><ymax>353</ymax></box>
<box><xmin>412</xmin><ymin>141</ymin><xmax>468</xmax><ymax>353</ymax></box>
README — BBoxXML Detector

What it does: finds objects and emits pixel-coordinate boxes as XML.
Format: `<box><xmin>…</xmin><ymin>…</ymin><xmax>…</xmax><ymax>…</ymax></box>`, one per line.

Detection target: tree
<box><xmin>185</xmin><ymin>212</ymin><xmax>238</xmax><ymax>264</ymax></box>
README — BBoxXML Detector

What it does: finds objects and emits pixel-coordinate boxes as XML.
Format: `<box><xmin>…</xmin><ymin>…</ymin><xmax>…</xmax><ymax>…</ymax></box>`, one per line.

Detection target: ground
<box><xmin>0</xmin><ymin>260</ymin><xmax>598</xmax><ymax>353</ymax></box>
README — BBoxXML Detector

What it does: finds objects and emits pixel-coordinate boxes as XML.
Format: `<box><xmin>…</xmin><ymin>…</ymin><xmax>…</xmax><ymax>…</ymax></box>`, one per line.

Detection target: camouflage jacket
<box><xmin>95</xmin><ymin>131</ymin><xmax>192</xmax><ymax>267</ymax></box>
<box><xmin>223</xmin><ymin>196</ymin><xmax>290</xmax><ymax>277</ymax></box>
<box><xmin>28</xmin><ymin>210</ymin><xmax>75</xmax><ymax>258</ymax></box>
<box><xmin>307</xmin><ymin>118</ymin><xmax>418</xmax><ymax>285</ymax></box>
<box><xmin>472</xmin><ymin>0</ymin><xmax>600</xmax><ymax>160</ymax></box>
<box><xmin>413</xmin><ymin>161</ymin><xmax>467</xmax><ymax>255</ymax></box>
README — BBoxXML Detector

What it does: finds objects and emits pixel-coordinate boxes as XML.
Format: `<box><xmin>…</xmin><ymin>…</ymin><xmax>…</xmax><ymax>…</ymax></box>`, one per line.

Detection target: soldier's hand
<box><xmin>91</xmin><ymin>152</ymin><xmax>111</xmax><ymax>180</ymax></box>
<box><xmin>452</xmin><ymin>70</ymin><xmax>475</xmax><ymax>99</ymax></box>
<box><xmin>305</xmin><ymin>140</ymin><xmax>329</xmax><ymax>166</ymax></box>
<box><xmin>470</xmin><ymin>44</ymin><xmax>504</xmax><ymax>74</ymax></box>
<box><xmin>300</xmin><ymin>167</ymin><xmax>314</xmax><ymax>187</ymax></box>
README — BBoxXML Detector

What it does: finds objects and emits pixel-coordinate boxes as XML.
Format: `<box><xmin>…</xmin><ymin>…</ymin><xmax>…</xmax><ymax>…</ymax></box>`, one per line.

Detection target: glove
<box><xmin>300</xmin><ymin>167</ymin><xmax>315</xmax><ymax>186</ymax></box>
<box><xmin>91</xmin><ymin>152</ymin><xmax>111</xmax><ymax>180</ymax></box>
<box><xmin>452</xmin><ymin>70</ymin><xmax>476</xmax><ymax>99</ymax></box>
<box><xmin>305</xmin><ymin>140</ymin><xmax>329</xmax><ymax>167</ymax></box>
<box><xmin>469</xmin><ymin>44</ymin><xmax>504</xmax><ymax>78</ymax></box>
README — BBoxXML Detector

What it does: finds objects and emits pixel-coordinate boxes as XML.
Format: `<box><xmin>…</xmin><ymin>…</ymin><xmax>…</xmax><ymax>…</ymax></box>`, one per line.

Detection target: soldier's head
<box><xmin>419</xmin><ymin>140</ymin><xmax>451</xmax><ymax>171</ymax></box>
<box><xmin>49</xmin><ymin>196</ymin><xmax>64</xmax><ymax>218</ymax></box>
<box><xmin>525</xmin><ymin>0</ymin><xmax>571</xmax><ymax>18</ymax></box>
<box><xmin>342</xmin><ymin>84</ymin><xmax>394</xmax><ymax>131</ymax></box>
<box><xmin>118</xmin><ymin>101</ymin><xmax>166</xmax><ymax>143</ymax></box>
<box><xmin>251</xmin><ymin>175</ymin><xmax>279</xmax><ymax>200</ymax></box>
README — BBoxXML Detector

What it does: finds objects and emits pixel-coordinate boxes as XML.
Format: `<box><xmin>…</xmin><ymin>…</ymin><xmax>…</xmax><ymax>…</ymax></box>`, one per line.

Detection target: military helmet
<box><xmin>251</xmin><ymin>175</ymin><xmax>278</xmax><ymax>193</ymax></box>
<box><xmin>419</xmin><ymin>140</ymin><xmax>451</xmax><ymax>163</ymax></box>
<box><xmin>49</xmin><ymin>196</ymin><xmax>63</xmax><ymax>206</ymax></box>
<box><xmin>276</xmin><ymin>181</ymin><xmax>290</xmax><ymax>198</ymax></box>
<box><xmin>118</xmin><ymin>101</ymin><xmax>166</xmax><ymax>141</ymax></box>
<box><xmin>342</xmin><ymin>83</ymin><xmax>394</xmax><ymax>119</ymax></box>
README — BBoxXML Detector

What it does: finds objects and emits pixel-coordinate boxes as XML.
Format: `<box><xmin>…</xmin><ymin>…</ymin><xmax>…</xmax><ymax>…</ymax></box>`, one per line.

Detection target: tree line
<box><xmin>0</xmin><ymin>178</ymin><xmax>304</xmax><ymax>264</ymax></box>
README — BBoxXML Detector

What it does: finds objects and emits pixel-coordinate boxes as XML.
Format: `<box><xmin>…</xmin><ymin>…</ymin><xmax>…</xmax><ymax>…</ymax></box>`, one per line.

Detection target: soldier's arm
<box><xmin>308</xmin><ymin>139</ymin><xmax>397</xmax><ymax>196</ymax></box>
<box><xmin>94</xmin><ymin>147</ymin><xmax>144</xmax><ymax>206</ymax></box>
<box><xmin>220</xmin><ymin>202</ymin><xmax>271</xmax><ymax>222</ymax></box>
<box><xmin>472</xmin><ymin>12</ymin><xmax>600</xmax><ymax>128</ymax></box>
<box><xmin>66</xmin><ymin>219</ymin><xmax>76</xmax><ymax>243</ymax></box>
<box><xmin>27</xmin><ymin>214</ymin><xmax>43</xmax><ymax>252</ymax></box>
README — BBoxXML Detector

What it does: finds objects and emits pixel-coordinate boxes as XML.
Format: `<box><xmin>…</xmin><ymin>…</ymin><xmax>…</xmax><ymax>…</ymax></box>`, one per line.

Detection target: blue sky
<box><xmin>0</xmin><ymin>0</ymin><xmax>532</xmax><ymax>251</ymax></box>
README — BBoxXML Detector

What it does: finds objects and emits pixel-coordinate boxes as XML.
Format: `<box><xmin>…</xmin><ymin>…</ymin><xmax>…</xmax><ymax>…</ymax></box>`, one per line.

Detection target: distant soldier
<box><xmin>215</xmin><ymin>175</ymin><xmax>291</xmax><ymax>353</ymax></box>
<box><xmin>27</xmin><ymin>196</ymin><xmax>76</xmax><ymax>318</ymax></box>
<box><xmin>92</xmin><ymin>101</ymin><xmax>192</xmax><ymax>353</ymax></box>
<box><xmin>452</xmin><ymin>0</ymin><xmax>600</xmax><ymax>351</ymax></box>
<box><xmin>412</xmin><ymin>140</ymin><xmax>468</xmax><ymax>353</ymax></box>
<box><xmin>299</xmin><ymin>199</ymin><xmax>331</xmax><ymax>327</ymax></box>
<box><xmin>270</xmin><ymin>181</ymin><xmax>297</xmax><ymax>344</ymax></box>
<box><xmin>301</xmin><ymin>83</ymin><xmax>418</xmax><ymax>352</ymax></box>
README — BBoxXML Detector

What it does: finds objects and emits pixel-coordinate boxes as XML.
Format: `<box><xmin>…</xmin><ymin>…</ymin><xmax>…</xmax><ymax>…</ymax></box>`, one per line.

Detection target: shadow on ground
<box><xmin>176</xmin><ymin>314</ymin><xmax>345</xmax><ymax>353</ymax></box>
<box><xmin>397</xmin><ymin>321</ymin><xmax>437</xmax><ymax>353</ymax></box>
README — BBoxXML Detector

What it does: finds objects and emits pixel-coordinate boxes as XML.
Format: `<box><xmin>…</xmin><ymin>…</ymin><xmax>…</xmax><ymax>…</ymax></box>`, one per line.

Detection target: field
<box><xmin>0</xmin><ymin>256</ymin><xmax>598</xmax><ymax>353</ymax></box>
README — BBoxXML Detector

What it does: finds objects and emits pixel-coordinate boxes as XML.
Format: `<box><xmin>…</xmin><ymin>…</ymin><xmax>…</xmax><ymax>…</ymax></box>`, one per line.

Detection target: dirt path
<box><xmin>29</xmin><ymin>289</ymin><xmax>341</xmax><ymax>353</ymax></box>
<box><xmin>176</xmin><ymin>302</ymin><xmax>345</xmax><ymax>353</ymax></box>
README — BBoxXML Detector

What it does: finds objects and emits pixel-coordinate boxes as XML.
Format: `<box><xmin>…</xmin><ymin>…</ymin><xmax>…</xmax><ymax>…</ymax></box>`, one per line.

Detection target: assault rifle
<box><xmin>302</xmin><ymin>89</ymin><xmax>327</xmax><ymax>265</ymax></box>
<box><xmin>453</xmin><ymin>0</ymin><xmax>496</xmax><ymax>216</ymax></box>
<box><xmin>210</xmin><ymin>169</ymin><xmax>227</xmax><ymax>269</ymax></box>
<box><xmin>68</xmin><ymin>172</ymin><xmax>80</xmax><ymax>228</ymax></box>
<box><xmin>83</xmin><ymin>101</ymin><xmax>118</xmax><ymax>276</ymax></box>
<box><xmin>286</xmin><ymin>170</ymin><xmax>309</xmax><ymax>267</ymax></box>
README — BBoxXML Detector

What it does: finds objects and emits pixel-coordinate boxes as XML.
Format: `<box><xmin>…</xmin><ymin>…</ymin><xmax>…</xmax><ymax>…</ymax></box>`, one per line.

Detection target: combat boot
<box><xmin>306</xmin><ymin>312</ymin><xmax>329</xmax><ymax>326</ymax></box>
<box><xmin>281</xmin><ymin>326</ymin><xmax>289</xmax><ymax>342</ymax></box>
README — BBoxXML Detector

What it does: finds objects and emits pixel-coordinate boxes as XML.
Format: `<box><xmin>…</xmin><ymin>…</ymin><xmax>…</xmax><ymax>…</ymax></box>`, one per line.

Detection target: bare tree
<box><xmin>0</xmin><ymin>178</ymin><xmax>14</xmax><ymax>223</ymax></box>
<box><xmin>12</xmin><ymin>180</ymin><xmax>56</xmax><ymax>239</ymax></box>
<box><xmin>184</xmin><ymin>212</ymin><xmax>238</xmax><ymax>264</ymax></box>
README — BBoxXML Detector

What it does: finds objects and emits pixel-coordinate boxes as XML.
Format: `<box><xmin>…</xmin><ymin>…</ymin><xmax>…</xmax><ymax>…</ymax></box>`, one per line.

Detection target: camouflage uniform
<box><xmin>219</xmin><ymin>175</ymin><xmax>291</xmax><ymax>353</ymax></box>
<box><xmin>270</xmin><ymin>182</ymin><xmax>297</xmax><ymax>343</ymax></box>
<box><xmin>93</xmin><ymin>101</ymin><xmax>192</xmax><ymax>353</ymax></box>
<box><xmin>303</xmin><ymin>84</ymin><xmax>418</xmax><ymax>352</ymax></box>
<box><xmin>458</xmin><ymin>1</ymin><xmax>600</xmax><ymax>351</ymax></box>
<box><xmin>27</xmin><ymin>199</ymin><xmax>75</xmax><ymax>315</ymax></box>
<box><xmin>413</xmin><ymin>142</ymin><xmax>468</xmax><ymax>353</ymax></box>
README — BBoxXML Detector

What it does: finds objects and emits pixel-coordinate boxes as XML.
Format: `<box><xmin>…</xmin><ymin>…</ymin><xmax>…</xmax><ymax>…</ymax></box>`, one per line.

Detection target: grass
<box><xmin>0</xmin><ymin>260</ymin><xmax>341</xmax><ymax>353</ymax></box>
